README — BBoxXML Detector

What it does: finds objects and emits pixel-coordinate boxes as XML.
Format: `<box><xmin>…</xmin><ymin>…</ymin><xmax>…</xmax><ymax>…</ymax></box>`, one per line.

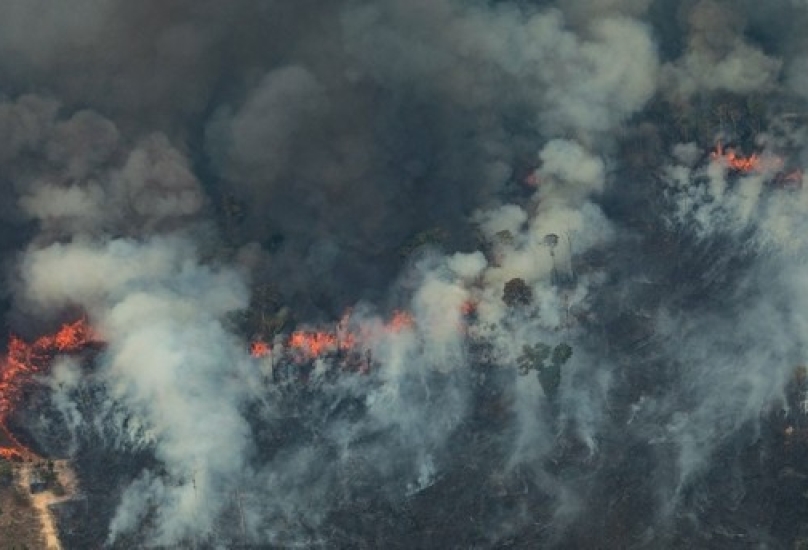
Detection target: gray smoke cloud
<box><xmin>3</xmin><ymin>0</ymin><xmax>808</xmax><ymax>547</ymax></box>
<box><xmin>662</xmin><ymin>0</ymin><xmax>782</xmax><ymax>97</ymax></box>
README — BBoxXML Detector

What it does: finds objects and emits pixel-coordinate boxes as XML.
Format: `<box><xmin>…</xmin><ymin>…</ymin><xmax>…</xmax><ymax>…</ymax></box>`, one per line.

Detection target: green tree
<box><xmin>517</xmin><ymin>343</ymin><xmax>550</xmax><ymax>375</ymax></box>
<box><xmin>503</xmin><ymin>278</ymin><xmax>533</xmax><ymax>308</ymax></box>
<box><xmin>517</xmin><ymin>342</ymin><xmax>573</xmax><ymax>399</ymax></box>
<box><xmin>552</xmin><ymin>343</ymin><xmax>573</xmax><ymax>367</ymax></box>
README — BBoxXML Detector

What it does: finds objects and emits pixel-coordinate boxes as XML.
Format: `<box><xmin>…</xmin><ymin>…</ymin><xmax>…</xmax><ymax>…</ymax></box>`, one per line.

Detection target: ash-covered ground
<box><xmin>3</xmin><ymin>1</ymin><xmax>808</xmax><ymax>548</ymax></box>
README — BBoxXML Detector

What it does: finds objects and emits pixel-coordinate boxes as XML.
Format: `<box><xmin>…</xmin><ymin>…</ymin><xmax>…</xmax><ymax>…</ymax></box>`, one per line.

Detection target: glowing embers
<box><xmin>250</xmin><ymin>340</ymin><xmax>271</xmax><ymax>359</ymax></box>
<box><xmin>248</xmin><ymin>332</ymin><xmax>344</xmax><ymax>363</ymax></box>
<box><xmin>707</xmin><ymin>141</ymin><xmax>805</xmax><ymax>190</ymax></box>
<box><xmin>0</xmin><ymin>319</ymin><xmax>97</xmax><ymax>460</ymax></box>
<box><xmin>0</xmin><ymin>422</ymin><xmax>33</xmax><ymax>461</ymax></box>
<box><xmin>709</xmin><ymin>141</ymin><xmax>783</xmax><ymax>174</ymax></box>
<box><xmin>386</xmin><ymin>310</ymin><xmax>414</xmax><ymax>333</ymax></box>
<box><xmin>249</xmin><ymin>309</ymin><xmax>418</xmax><ymax>367</ymax></box>
<box><xmin>289</xmin><ymin>333</ymin><xmax>327</xmax><ymax>356</ymax></box>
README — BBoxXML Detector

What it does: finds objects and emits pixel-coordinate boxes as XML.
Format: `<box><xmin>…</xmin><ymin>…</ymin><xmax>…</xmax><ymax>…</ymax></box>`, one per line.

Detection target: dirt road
<box><xmin>15</xmin><ymin>460</ymin><xmax>77</xmax><ymax>550</ymax></box>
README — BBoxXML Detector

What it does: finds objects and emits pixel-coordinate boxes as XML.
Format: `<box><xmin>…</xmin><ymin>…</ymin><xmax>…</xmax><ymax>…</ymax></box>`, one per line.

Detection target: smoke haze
<box><xmin>2</xmin><ymin>0</ymin><xmax>808</xmax><ymax>547</ymax></box>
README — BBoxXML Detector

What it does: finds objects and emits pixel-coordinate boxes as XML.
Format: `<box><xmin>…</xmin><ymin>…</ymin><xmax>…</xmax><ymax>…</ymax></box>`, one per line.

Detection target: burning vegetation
<box><xmin>249</xmin><ymin>309</ymin><xmax>416</xmax><ymax>368</ymax></box>
<box><xmin>708</xmin><ymin>140</ymin><xmax>804</xmax><ymax>184</ymax></box>
<box><xmin>710</xmin><ymin>141</ymin><xmax>771</xmax><ymax>173</ymax></box>
<box><xmin>6</xmin><ymin>2</ymin><xmax>808</xmax><ymax>549</ymax></box>
<box><xmin>0</xmin><ymin>319</ymin><xmax>97</xmax><ymax>461</ymax></box>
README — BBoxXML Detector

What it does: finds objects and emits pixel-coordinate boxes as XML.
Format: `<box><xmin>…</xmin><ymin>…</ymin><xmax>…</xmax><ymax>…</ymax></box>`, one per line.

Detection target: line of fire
<box><xmin>709</xmin><ymin>140</ymin><xmax>803</xmax><ymax>186</ymax></box>
<box><xmin>0</xmin><ymin>310</ymin><xmax>426</xmax><ymax>461</ymax></box>
<box><xmin>0</xmin><ymin>319</ymin><xmax>100</xmax><ymax>462</ymax></box>
<box><xmin>1</xmin><ymin>140</ymin><xmax>806</xmax><ymax>465</ymax></box>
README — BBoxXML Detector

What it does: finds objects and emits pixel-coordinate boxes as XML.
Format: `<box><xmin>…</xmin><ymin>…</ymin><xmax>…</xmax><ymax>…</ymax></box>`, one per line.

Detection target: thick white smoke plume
<box><xmin>3</xmin><ymin>0</ymin><xmax>808</xmax><ymax>548</ymax></box>
<box><xmin>21</xmin><ymin>237</ymin><xmax>251</xmax><ymax>542</ymax></box>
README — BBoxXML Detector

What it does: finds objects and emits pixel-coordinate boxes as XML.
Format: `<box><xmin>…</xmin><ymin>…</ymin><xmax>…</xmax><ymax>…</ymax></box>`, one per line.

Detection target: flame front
<box><xmin>0</xmin><ymin>319</ymin><xmax>96</xmax><ymax>460</ymax></box>
<box><xmin>710</xmin><ymin>141</ymin><xmax>783</xmax><ymax>173</ymax></box>
<box><xmin>288</xmin><ymin>331</ymin><xmax>352</xmax><ymax>359</ymax></box>
<box><xmin>250</xmin><ymin>310</ymin><xmax>418</xmax><ymax>364</ymax></box>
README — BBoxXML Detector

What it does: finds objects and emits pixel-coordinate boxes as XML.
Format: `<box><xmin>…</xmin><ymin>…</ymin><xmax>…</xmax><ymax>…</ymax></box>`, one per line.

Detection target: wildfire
<box><xmin>250</xmin><ymin>340</ymin><xmax>271</xmax><ymax>359</ymax></box>
<box><xmin>251</xmin><ymin>310</ymin><xmax>418</xmax><ymax>364</ymax></box>
<box><xmin>386</xmin><ymin>310</ymin><xmax>414</xmax><ymax>332</ymax></box>
<box><xmin>0</xmin><ymin>319</ymin><xmax>96</xmax><ymax>461</ymax></box>
<box><xmin>710</xmin><ymin>141</ymin><xmax>782</xmax><ymax>173</ymax></box>
<box><xmin>288</xmin><ymin>330</ymin><xmax>355</xmax><ymax>359</ymax></box>
<box><xmin>709</xmin><ymin>141</ymin><xmax>806</xmax><ymax>189</ymax></box>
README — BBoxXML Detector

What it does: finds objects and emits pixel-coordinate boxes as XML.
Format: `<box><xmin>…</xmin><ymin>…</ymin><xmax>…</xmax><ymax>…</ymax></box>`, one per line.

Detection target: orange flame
<box><xmin>256</xmin><ymin>310</ymin><xmax>417</xmax><ymax>364</ymax></box>
<box><xmin>710</xmin><ymin>142</ymin><xmax>782</xmax><ymax>173</ymax></box>
<box><xmin>250</xmin><ymin>340</ymin><xmax>271</xmax><ymax>358</ymax></box>
<box><xmin>0</xmin><ymin>319</ymin><xmax>96</xmax><ymax>460</ymax></box>
<box><xmin>386</xmin><ymin>310</ymin><xmax>414</xmax><ymax>332</ymax></box>
<box><xmin>288</xmin><ymin>331</ymin><xmax>347</xmax><ymax>359</ymax></box>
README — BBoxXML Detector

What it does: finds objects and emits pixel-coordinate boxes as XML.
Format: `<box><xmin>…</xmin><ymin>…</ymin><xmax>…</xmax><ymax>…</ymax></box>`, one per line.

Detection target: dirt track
<box><xmin>15</xmin><ymin>460</ymin><xmax>77</xmax><ymax>550</ymax></box>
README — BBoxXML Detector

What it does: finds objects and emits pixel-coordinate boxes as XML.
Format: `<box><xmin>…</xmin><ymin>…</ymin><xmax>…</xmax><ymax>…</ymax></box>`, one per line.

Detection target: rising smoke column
<box><xmin>0</xmin><ymin>95</ymin><xmax>258</xmax><ymax>542</ymax></box>
<box><xmin>0</xmin><ymin>0</ymin><xmax>658</xmax><ymax>545</ymax></box>
<box><xmin>18</xmin><ymin>237</ymin><xmax>254</xmax><ymax>543</ymax></box>
<box><xmin>4</xmin><ymin>0</ymin><xmax>808</xmax><ymax>547</ymax></box>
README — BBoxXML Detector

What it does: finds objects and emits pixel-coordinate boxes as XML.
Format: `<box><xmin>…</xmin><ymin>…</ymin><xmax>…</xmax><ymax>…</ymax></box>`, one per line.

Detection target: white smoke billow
<box><xmin>2</xmin><ymin>0</ymin><xmax>808</xmax><ymax>547</ymax></box>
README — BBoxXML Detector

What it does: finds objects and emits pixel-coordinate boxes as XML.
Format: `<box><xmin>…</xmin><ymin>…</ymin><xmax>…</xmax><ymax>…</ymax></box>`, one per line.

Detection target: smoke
<box><xmin>3</xmin><ymin>0</ymin><xmax>808</xmax><ymax>547</ymax></box>
<box><xmin>662</xmin><ymin>0</ymin><xmax>782</xmax><ymax>96</ymax></box>
<box><xmin>18</xmin><ymin>237</ymin><xmax>254</xmax><ymax>544</ymax></box>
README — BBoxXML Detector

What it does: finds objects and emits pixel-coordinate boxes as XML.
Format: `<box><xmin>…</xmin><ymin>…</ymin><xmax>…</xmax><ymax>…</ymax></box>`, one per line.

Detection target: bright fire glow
<box><xmin>386</xmin><ymin>310</ymin><xmax>414</xmax><ymax>332</ymax></box>
<box><xmin>288</xmin><ymin>331</ymin><xmax>352</xmax><ymax>359</ymax></box>
<box><xmin>0</xmin><ymin>319</ymin><xmax>96</xmax><ymax>461</ymax></box>
<box><xmin>710</xmin><ymin>141</ymin><xmax>782</xmax><ymax>173</ymax></box>
<box><xmin>250</xmin><ymin>340</ymin><xmax>271</xmax><ymax>358</ymax></box>
<box><xmin>252</xmin><ymin>310</ymin><xmax>418</xmax><ymax>364</ymax></box>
